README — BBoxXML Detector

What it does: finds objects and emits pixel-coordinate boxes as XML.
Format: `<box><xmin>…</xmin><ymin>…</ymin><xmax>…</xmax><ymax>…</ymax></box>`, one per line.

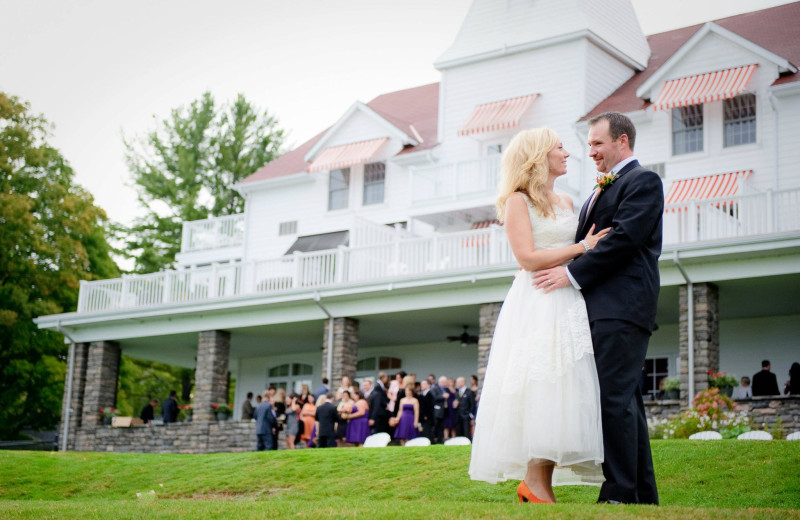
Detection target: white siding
<box><xmin>775</xmin><ymin>88</ymin><xmax>800</xmax><ymax>189</ymax></box>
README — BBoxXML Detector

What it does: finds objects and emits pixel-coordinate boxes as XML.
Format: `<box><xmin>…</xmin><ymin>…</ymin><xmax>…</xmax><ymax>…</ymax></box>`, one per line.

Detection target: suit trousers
<box><xmin>433</xmin><ymin>416</ymin><xmax>445</xmax><ymax>443</ymax></box>
<box><xmin>317</xmin><ymin>435</ymin><xmax>336</xmax><ymax>448</ymax></box>
<box><xmin>591</xmin><ymin>319</ymin><xmax>658</xmax><ymax>505</ymax></box>
<box><xmin>256</xmin><ymin>433</ymin><xmax>274</xmax><ymax>451</ymax></box>
<box><xmin>455</xmin><ymin>415</ymin><xmax>471</xmax><ymax>440</ymax></box>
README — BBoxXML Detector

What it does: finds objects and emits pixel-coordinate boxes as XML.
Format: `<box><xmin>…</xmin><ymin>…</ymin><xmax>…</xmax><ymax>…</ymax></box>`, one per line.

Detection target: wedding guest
<box><xmin>272</xmin><ymin>388</ymin><xmax>287</xmax><ymax>451</ymax></box>
<box><xmin>139</xmin><ymin>399</ymin><xmax>158</xmax><ymax>424</ymax></box>
<box><xmin>444</xmin><ymin>378</ymin><xmax>457</xmax><ymax>440</ymax></box>
<box><xmin>345</xmin><ymin>390</ymin><xmax>370</xmax><ymax>447</ymax></box>
<box><xmin>732</xmin><ymin>377</ymin><xmax>752</xmax><ymax>400</ymax></box>
<box><xmin>431</xmin><ymin>376</ymin><xmax>447</xmax><ymax>444</ymax></box>
<box><xmin>314</xmin><ymin>393</ymin><xmax>338</xmax><ymax>448</ymax></box>
<box><xmin>162</xmin><ymin>390</ymin><xmax>179</xmax><ymax>423</ymax></box>
<box><xmin>241</xmin><ymin>392</ymin><xmax>255</xmax><ymax>421</ymax></box>
<box><xmin>336</xmin><ymin>390</ymin><xmax>354</xmax><ymax>445</ymax></box>
<box><xmin>418</xmin><ymin>379</ymin><xmax>435</xmax><ymax>441</ymax></box>
<box><xmin>752</xmin><ymin>360</ymin><xmax>781</xmax><ymax>396</ymax></box>
<box><xmin>336</xmin><ymin>376</ymin><xmax>354</xmax><ymax>400</ymax></box>
<box><xmin>284</xmin><ymin>395</ymin><xmax>300</xmax><ymax>449</ymax></box>
<box><xmin>454</xmin><ymin>377</ymin><xmax>476</xmax><ymax>440</ymax></box>
<box><xmin>254</xmin><ymin>390</ymin><xmax>277</xmax><ymax>451</ymax></box>
<box><xmin>368</xmin><ymin>372</ymin><xmax>391</xmax><ymax>434</ymax></box>
<box><xmin>392</xmin><ymin>382</ymin><xmax>420</xmax><ymax>445</ymax></box>
<box><xmin>298</xmin><ymin>384</ymin><xmax>311</xmax><ymax>405</ymax></box>
<box><xmin>299</xmin><ymin>394</ymin><xmax>317</xmax><ymax>447</ymax></box>
<box><xmin>784</xmin><ymin>362</ymin><xmax>800</xmax><ymax>395</ymax></box>
<box><xmin>314</xmin><ymin>377</ymin><xmax>329</xmax><ymax>401</ymax></box>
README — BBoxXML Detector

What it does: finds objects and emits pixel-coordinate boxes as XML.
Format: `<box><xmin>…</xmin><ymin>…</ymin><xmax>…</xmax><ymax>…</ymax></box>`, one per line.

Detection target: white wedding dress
<box><xmin>469</xmin><ymin>199</ymin><xmax>604</xmax><ymax>486</ymax></box>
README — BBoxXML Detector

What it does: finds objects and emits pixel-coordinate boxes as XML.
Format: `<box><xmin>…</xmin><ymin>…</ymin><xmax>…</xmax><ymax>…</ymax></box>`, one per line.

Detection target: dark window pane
<box><xmin>328</xmin><ymin>168</ymin><xmax>350</xmax><ymax>210</ymax></box>
<box><xmin>672</xmin><ymin>105</ymin><xmax>704</xmax><ymax>155</ymax></box>
<box><xmin>724</xmin><ymin>94</ymin><xmax>756</xmax><ymax>147</ymax></box>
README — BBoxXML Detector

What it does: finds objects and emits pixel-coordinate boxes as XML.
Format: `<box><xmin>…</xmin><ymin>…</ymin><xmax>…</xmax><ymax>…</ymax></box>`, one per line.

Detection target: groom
<box><xmin>534</xmin><ymin>112</ymin><xmax>662</xmax><ymax>504</ymax></box>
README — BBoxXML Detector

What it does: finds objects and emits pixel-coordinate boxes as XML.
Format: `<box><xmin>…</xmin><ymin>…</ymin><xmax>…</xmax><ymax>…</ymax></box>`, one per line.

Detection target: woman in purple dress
<box><xmin>392</xmin><ymin>382</ymin><xmax>420</xmax><ymax>445</ymax></box>
<box><xmin>444</xmin><ymin>377</ymin><xmax>457</xmax><ymax>440</ymax></box>
<box><xmin>345</xmin><ymin>390</ymin><xmax>371</xmax><ymax>447</ymax></box>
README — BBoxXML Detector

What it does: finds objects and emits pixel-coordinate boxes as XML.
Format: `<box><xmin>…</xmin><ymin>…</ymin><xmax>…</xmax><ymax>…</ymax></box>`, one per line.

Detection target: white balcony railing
<box><xmin>78</xmin><ymin>226</ymin><xmax>514</xmax><ymax>313</ymax></box>
<box><xmin>410</xmin><ymin>155</ymin><xmax>501</xmax><ymax>205</ymax></box>
<box><xmin>663</xmin><ymin>187</ymin><xmax>800</xmax><ymax>244</ymax></box>
<box><xmin>180</xmin><ymin>214</ymin><xmax>245</xmax><ymax>253</ymax></box>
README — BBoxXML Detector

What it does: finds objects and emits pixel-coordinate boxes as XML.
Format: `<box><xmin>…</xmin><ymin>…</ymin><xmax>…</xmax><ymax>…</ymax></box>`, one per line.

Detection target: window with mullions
<box><xmin>328</xmin><ymin>168</ymin><xmax>350</xmax><ymax>210</ymax></box>
<box><xmin>724</xmin><ymin>94</ymin><xmax>756</xmax><ymax>147</ymax></box>
<box><xmin>363</xmin><ymin>162</ymin><xmax>385</xmax><ymax>205</ymax></box>
<box><xmin>267</xmin><ymin>363</ymin><xmax>314</xmax><ymax>394</ymax></box>
<box><xmin>672</xmin><ymin>105</ymin><xmax>703</xmax><ymax>155</ymax></box>
<box><xmin>643</xmin><ymin>357</ymin><xmax>669</xmax><ymax>399</ymax></box>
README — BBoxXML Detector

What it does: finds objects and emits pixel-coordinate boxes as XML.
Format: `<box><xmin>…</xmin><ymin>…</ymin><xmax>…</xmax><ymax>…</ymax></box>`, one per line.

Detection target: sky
<box><xmin>0</xmin><ymin>0</ymin><xmax>794</xmax><ymax>226</ymax></box>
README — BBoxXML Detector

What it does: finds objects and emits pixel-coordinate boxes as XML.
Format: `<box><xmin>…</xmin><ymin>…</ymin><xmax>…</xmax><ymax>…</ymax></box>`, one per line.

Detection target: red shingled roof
<box><xmin>243</xmin><ymin>83</ymin><xmax>439</xmax><ymax>183</ymax></box>
<box><xmin>582</xmin><ymin>2</ymin><xmax>800</xmax><ymax>120</ymax></box>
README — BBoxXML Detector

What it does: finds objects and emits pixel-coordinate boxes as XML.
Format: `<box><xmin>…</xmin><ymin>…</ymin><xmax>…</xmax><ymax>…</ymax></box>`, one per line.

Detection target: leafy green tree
<box><xmin>123</xmin><ymin>92</ymin><xmax>285</xmax><ymax>273</ymax></box>
<box><xmin>0</xmin><ymin>92</ymin><xmax>118</xmax><ymax>440</ymax></box>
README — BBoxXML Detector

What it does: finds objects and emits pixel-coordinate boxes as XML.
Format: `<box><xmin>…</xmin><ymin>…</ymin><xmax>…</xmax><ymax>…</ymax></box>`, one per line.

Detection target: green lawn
<box><xmin>1</xmin><ymin>440</ymin><xmax>798</xmax><ymax>519</ymax></box>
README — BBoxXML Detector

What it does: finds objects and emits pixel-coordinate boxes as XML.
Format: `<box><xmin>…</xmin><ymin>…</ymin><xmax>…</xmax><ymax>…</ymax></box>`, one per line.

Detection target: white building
<box><xmin>37</xmin><ymin>0</ymin><xmax>800</xmax><ymax>449</ymax></box>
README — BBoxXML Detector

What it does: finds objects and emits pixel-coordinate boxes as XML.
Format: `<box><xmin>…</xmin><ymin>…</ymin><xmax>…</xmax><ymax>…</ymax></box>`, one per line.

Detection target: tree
<box><xmin>123</xmin><ymin>92</ymin><xmax>285</xmax><ymax>273</ymax></box>
<box><xmin>0</xmin><ymin>92</ymin><xmax>119</xmax><ymax>440</ymax></box>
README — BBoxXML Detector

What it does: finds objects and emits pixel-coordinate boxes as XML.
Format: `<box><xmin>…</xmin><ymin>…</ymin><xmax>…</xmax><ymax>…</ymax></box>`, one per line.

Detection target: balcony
<box><xmin>410</xmin><ymin>155</ymin><xmax>501</xmax><ymax>206</ymax></box>
<box><xmin>78</xmin><ymin>226</ymin><xmax>514</xmax><ymax>313</ymax></box>
<box><xmin>76</xmin><ymin>187</ymin><xmax>800</xmax><ymax>314</ymax></box>
<box><xmin>180</xmin><ymin>214</ymin><xmax>245</xmax><ymax>253</ymax></box>
<box><xmin>663</xmin><ymin>187</ymin><xmax>800</xmax><ymax>244</ymax></box>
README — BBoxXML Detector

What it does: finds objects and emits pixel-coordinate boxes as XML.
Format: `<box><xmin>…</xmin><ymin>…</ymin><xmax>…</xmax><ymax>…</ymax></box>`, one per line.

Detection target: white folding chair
<box><xmin>404</xmin><ymin>437</ymin><xmax>431</xmax><ymax>447</ymax></box>
<box><xmin>786</xmin><ymin>431</ymin><xmax>800</xmax><ymax>441</ymax></box>
<box><xmin>689</xmin><ymin>431</ymin><xmax>722</xmax><ymax>440</ymax></box>
<box><xmin>363</xmin><ymin>432</ymin><xmax>391</xmax><ymax>448</ymax></box>
<box><xmin>444</xmin><ymin>436</ymin><xmax>471</xmax><ymax>446</ymax></box>
<box><xmin>737</xmin><ymin>431</ymin><xmax>773</xmax><ymax>441</ymax></box>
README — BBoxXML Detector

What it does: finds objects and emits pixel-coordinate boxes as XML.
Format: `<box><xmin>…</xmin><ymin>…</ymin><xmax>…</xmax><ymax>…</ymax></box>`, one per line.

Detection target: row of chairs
<box><xmin>363</xmin><ymin>433</ymin><xmax>471</xmax><ymax>448</ymax></box>
<box><xmin>689</xmin><ymin>430</ymin><xmax>800</xmax><ymax>441</ymax></box>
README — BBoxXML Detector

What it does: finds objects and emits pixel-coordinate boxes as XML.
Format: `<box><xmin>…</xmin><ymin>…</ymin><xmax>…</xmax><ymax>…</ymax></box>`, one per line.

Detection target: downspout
<box><xmin>672</xmin><ymin>252</ymin><xmax>694</xmax><ymax>401</ymax></box>
<box><xmin>56</xmin><ymin>321</ymin><xmax>77</xmax><ymax>452</ymax></box>
<box><xmin>313</xmin><ymin>293</ymin><xmax>335</xmax><ymax>384</ymax></box>
<box><xmin>768</xmin><ymin>91</ymin><xmax>780</xmax><ymax>190</ymax></box>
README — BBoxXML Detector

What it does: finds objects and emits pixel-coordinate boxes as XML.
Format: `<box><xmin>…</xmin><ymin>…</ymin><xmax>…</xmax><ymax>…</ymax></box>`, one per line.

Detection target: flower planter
<box><xmin>664</xmin><ymin>389</ymin><xmax>679</xmax><ymax>400</ymax></box>
<box><xmin>102</xmin><ymin>416</ymin><xmax>113</xmax><ymax>426</ymax></box>
<box><xmin>718</xmin><ymin>386</ymin><xmax>733</xmax><ymax>397</ymax></box>
<box><xmin>215</xmin><ymin>411</ymin><xmax>230</xmax><ymax>421</ymax></box>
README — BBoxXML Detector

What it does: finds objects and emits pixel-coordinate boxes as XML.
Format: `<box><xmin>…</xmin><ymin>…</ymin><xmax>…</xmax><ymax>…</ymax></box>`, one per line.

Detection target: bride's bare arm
<box><xmin>505</xmin><ymin>193</ymin><xmax>607</xmax><ymax>271</ymax></box>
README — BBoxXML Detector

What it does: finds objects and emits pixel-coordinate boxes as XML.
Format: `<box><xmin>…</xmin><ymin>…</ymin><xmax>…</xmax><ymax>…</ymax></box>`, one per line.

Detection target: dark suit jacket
<box><xmin>456</xmin><ymin>388</ymin><xmax>476</xmax><ymax>419</ymax></box>
<box><xmin>241</xmin><ymin>399</ymin><xmax>255</xmax><ymax>420</ymax></box>
<box><xmin>430</xmin><ymin>384</ymin><xmax>446</xmax><ymax>419</ymax></box>
<box><xmin>419</xmin><ymin>390</ymin><xmax>434</xmax><ymax>426</ymax></box>
<box><xmin>161</xmin><ymin>397</ymin><xmax>179</xmax><ymax>423</ymax></box>
<box><xmin>569</xmin><ymin>160</ymin><xmax>663</xmax><ymax>332</ymax></box>
<box><xmin>315</xmin><ymin>402</ymin><xmax>338</xmax><ymax>438</ymax></box>
<box><xmin>139</xmin><ymin>404</ymin><xmax>154</xmax><ymax>423</ymax></box>
<box><xmin>254</xmin><ymin>402</ymin><xmax>276</xmax><ymax>435</ymax></box>
<box><xmin>367</xmin><ymin>385</ymin><xmax>389</xmax><ymax>421</ymax></box>
<box><xmin>752</xmin><ymin>370</ymin><xmax>780</xmax><ymax>396</ymax></box>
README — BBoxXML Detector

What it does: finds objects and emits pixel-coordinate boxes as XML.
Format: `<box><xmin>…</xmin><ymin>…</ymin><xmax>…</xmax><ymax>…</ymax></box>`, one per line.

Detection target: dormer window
<box><xmin>723</xmin><ymin>94</ymin><xmax>756</xmax><ymax>147</ymax></box>
<box><xmin>672</xmin><ymin>105</ymin><xmax>703</xmax><ymax>155</ymax></box>
<box><xmin>363</xmin><ymin>162</ymin><xmax>385</xmax><ymax>205</ymax></box>
<box><xmin>328</xmin><ymin>168</ymin><xmax>350</xmax><ymax>211</ymax></box>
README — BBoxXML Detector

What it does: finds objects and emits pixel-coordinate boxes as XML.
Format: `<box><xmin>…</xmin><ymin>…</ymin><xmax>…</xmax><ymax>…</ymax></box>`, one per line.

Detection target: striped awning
<box><xmin>652</xmin><ymin>65</ymin><xmax>757</xmax><ymax>111</ymax></box>
<box><xmin>458</xmin><ymin>94</ymin><xmax>538</xmax><ymax>136</ymax></box>
<box><xmin>308</xmin><ymin>137</ymin><xmax>388</xmax><ymax>172</ymax></box>
<box><xmin>664</xmin><ymin>171</ymin><xmax>752</xmax><ymax>212</ymax></box>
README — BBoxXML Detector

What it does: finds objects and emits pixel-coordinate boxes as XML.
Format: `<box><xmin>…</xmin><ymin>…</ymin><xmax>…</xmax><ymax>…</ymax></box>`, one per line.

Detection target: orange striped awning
<box><xmin>664</xmin><ymin>171</ymin><xmax>751</xmax><ymax>212</ymax></box>
<box><xmin>652</xmin><ymin>65</ymin><xmax>757</xmax><ymax>111</ymax></box>
<box><xmin>308</xmin><ymin>138</ymin><xmax>388</xmax><ymax>172</ymax></box>
<box><xmin>458</xmin><ymin>94</ymin><xmax>538</xmax><ymax>136</ymax></box>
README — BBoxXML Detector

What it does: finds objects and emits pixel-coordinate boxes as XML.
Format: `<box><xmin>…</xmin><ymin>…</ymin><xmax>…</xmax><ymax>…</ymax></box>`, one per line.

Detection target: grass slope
<box><xmin>1</xmin><ymin>441</ymin><xmax>799</xmax><ymax>519</ymax></box>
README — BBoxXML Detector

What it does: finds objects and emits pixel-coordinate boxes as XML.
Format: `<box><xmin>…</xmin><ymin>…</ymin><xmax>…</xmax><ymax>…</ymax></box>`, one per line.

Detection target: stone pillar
<box><xmin>81</xmin><ymin>341</ymin><xmax>121</xmax><ymax>427</ymax></box>
<box><xmin>194</xmin><ymin>330</ymin><xmax>231</xmax><ymax>422</ymax></box>
<box><xmin>679</xmin><ymin>283</ymin><xmax>720</xmax><ymax>401</ymax></box>
<box><xmin>477</xmin><ymin>302</ymin><xmax>502</xmax><ymax>392</ymax></box>
<box><xmin>60</xmin><ymin>342</ymin><xmax>89</xmax><ymax>450</ymax></box>
<box><xmin>321</xmin><ymin>318</ymin><xmax>359</xmax><ymax>387</ymax></box>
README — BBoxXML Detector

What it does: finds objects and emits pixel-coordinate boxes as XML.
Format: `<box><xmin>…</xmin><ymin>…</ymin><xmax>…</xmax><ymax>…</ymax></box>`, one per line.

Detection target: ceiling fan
<box><xmin>447</xmin><ymin>325</ymin><xmax>478</xmax><ymax>347</ymax></box>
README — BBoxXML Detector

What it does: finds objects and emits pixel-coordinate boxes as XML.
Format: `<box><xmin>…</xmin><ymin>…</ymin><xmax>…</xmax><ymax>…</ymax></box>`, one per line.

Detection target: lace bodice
<box><xmin>524</xmin><ymin>199</ymin><xmax>578</xmax><ymax>250</ymax></box>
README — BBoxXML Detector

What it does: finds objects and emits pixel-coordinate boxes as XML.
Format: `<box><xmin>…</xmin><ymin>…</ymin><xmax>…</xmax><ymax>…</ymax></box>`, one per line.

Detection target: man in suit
<box><xmin>314</xmin><ymin>378</ymin><xmax>329</xmax><ymax>401</ymax></box>
<box><xmin>454</xmin><ymin>377</ymin><xmax>476</xmax><ymax>440</ymax></box>
<box><xmin>367</xmin><ymin>373</ymin><xmax>390</xmax><ymax>434</ymax></box>
<box><xmin>162</xmin><ymin>390</ymin><xmax>179</xmax><ymax>423</ymax></box>
<box><xmin>254</xmin><ymin>390</ymin><xmax>277</xmax><ymax>451</ymax></box>
<box><xmin>752</xmin><ymin>360</ymin><xmax>780</xmax><ymax>396</ymax></box>
<box><xmin>431</xmin><ymin>375</ymin><xmax>448</xmax><ymax>443</ymax></box>
<box><xmin>534</xmin><ymin>112</ymin><xmax>662</xmax><ymax>505</ymax></box>
<box><xmin>139</xmin><ymin>399</ymin><xmax>158</xmax><ymax>424</ymax></box>
<box><xmin>314</xmin><ymin>393</ymin><xmax>338</xmax><ymax>448</ymax></box>
<box><xmin>418</xmin><ymin>379</ymin><xmax>435</xmax><ymax>441</ymax></box>
<box><xmin>241</xmin><ymin>392</ymin><xmax>255</xmax><ymax>421</ymax></box>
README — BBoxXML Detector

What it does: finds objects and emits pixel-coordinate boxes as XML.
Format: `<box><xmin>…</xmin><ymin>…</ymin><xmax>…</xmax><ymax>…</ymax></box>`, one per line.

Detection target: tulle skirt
<box><xmin>469</xmin><ymin>270</ymin><xmax>604</xmax><ymax>486</ymax></box>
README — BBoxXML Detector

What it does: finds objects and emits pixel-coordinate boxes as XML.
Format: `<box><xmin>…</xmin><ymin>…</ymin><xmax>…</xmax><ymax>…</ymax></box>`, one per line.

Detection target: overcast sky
<box><xmin>0</xmin><ymin>0</ymin><xmax>793</xmax><ymax>225</ymax></box>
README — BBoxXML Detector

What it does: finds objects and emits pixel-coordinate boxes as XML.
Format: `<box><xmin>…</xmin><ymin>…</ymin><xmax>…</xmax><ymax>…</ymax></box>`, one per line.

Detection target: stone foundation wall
<box><xmin>644</xmin><ymin>400</ymin><xmax>683</xmax><ymax>421</ymax></box>
<box><xmin>736</xmin><ymin>396</ymin><xmax>800</xmax><ymax>432</ymax></box>
<box><xmin>72</xmin><ymin>420</ymin><xmax>287</xmax><ymax>454</ymax></box>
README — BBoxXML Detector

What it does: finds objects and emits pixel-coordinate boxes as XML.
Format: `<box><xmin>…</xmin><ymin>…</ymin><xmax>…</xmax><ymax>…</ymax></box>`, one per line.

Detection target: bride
<box><xmin>469</xmin><ymin>128</ymin><xmax>607</xmax><ymax>503</ymax></box>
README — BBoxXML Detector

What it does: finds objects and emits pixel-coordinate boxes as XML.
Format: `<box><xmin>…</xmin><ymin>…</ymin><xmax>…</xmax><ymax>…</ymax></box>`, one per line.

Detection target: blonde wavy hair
<box><xmin>495</xmin><ymin>128</ymin><xmax>560</xmax><ymax>221</ymax></box>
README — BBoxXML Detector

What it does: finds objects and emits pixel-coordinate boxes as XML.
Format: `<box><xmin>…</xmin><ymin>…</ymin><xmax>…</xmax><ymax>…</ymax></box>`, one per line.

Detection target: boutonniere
<box><xmin>594</xmin><ymin>172</ymin><xmax>618</xmax><ymax>191</ymax></box>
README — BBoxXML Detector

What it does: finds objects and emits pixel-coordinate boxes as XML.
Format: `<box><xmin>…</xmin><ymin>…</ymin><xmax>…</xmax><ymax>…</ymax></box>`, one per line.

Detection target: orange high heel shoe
<box><xmin>516</xmin><ymin>480</ymin><xmax>547</xmax><ymax>504</ymax></box>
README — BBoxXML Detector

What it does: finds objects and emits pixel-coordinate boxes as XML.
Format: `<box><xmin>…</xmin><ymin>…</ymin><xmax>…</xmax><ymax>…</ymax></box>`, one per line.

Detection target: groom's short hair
<box><xmin>589</xmin><ymin>111</ymin><xmax>636</xmax><ymax>152</ymax></box>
